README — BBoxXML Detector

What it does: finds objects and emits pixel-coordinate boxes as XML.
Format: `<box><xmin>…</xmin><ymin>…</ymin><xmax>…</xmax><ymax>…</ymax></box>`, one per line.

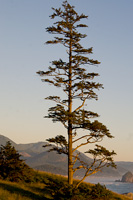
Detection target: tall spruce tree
<box><xmin>37</xmin><ymin>1</ymin><xmax>116</xmax><ymax>186</ymax></box>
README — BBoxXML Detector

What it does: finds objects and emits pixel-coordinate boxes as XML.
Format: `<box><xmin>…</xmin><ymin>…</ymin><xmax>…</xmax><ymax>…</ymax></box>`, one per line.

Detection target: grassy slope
<box><xmin>0</xmin><ymin>180</ymin><xmax>51</xmax><ymax>200</ymax></box>
<box><xmin>0</xmin><ymin>172</ymin><xmax>131</xmax><ymax>200</ymax></box>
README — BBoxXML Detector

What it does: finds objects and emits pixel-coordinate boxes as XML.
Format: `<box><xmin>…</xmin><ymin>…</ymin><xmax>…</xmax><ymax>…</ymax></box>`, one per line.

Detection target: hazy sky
<box><xmin>0</xmin><ymin>0</ymin><xmax>133</xmax><ymax>161</ymax></box>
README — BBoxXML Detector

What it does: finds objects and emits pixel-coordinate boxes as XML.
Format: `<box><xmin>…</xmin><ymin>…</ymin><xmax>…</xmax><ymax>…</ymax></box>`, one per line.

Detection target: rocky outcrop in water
<box><xmin>121</xmin><ymin>171</ymin><xmax>133</xmax><ymax>183</ymax></box>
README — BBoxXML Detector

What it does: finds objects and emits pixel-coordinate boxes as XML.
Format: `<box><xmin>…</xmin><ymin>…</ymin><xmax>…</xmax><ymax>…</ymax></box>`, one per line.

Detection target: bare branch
<box><xmin>73</xmin><ymin>96</ymin><xmax>88</xmax><ymax>112</ymax></box>
<box><xmin>72</xmin><ymin>136</ymin><xmax>103</xmax><ymax>153</ymax></box>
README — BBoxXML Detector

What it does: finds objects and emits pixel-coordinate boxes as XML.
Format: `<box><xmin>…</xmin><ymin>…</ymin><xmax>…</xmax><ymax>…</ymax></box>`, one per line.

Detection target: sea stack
<box><xmin>121</xmin><ymin>171</ymin><xmax>133</xmax><ymax>183</ymax></box>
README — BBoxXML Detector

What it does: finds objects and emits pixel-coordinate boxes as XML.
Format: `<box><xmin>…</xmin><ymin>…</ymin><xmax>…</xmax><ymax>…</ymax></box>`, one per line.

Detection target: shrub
<box><xmin>0</xmin><ymin>141</ymin><xmax>34</xmax><ymax>182</ymax></box>
<box><xmin>46</xmin><ymin>178</ymin><xmax>91</xmax><ymax>200</ymax></box>
<box><xmin>89</xmin><ymin>183</ymin><xmax>112</xmax><ymax>199</ymax></box>
<box><xmin>50</xmin><ymin>182</ymin><xmax>113</xmax><ymax>200</ymax></box>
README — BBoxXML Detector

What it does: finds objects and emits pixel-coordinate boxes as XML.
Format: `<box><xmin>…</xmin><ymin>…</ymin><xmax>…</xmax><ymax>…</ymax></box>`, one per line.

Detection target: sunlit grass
<box><xmin>0</xmin><ymin>179</ymin><xmax>51</xmax><ymax>200</ymax></box>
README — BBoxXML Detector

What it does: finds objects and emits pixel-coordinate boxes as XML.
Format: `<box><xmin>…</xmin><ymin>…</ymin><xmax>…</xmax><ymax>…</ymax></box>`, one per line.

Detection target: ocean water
<box><xmin>86</xmin><ymin>177</ymin><xmax>133</xmax><ymax>194</ymax></box>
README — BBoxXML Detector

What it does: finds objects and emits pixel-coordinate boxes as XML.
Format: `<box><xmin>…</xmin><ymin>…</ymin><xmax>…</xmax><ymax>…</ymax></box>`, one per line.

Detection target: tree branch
<box><xmin>73</xmin><ymin>96</ymin><xmax>88</xmax><ymax>112</ymax></box>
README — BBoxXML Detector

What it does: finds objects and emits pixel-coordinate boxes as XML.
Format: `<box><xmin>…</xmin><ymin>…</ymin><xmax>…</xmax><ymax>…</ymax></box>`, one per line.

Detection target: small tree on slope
<box><xmin>37</xmin><ymin>0</ymin><xmax>116</xmax><ymax>187</ymax></box>
<box><xmin>0</xmin><ymin>141</ymin><xmax>32</xmax><ymax>182</ymax></box>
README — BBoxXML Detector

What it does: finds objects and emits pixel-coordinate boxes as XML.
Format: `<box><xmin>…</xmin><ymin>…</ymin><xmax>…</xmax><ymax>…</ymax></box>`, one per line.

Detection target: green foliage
<box><xmin>43</xmin><ymin>135</ymin><xmax>68</xmax><ymax>154</ymax></box>
<box><xmin>0</xmin><ymin>141</ymin><xmax>34</xmax><ymax>182</ymax></box>
<box><xmin>47</xmin><ymin>179</ymin><xmax>73</xmax><ymax>200</ymax></box>
<box><xmin>90</xmin><ymin>183</ymin><xmax>113</xmax><ymax>200</ymax></box>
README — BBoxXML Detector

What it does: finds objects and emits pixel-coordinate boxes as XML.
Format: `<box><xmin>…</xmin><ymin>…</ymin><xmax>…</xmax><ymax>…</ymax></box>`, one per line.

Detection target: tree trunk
<box><xmin>68</xmin><ymin>125</ymin><xmax>73</xmax><ymax>185</ymax></box>
<box><xmin>68</xmin><ymin>29</ymin><xmax>73</xmax><ymax>185</ymax></box>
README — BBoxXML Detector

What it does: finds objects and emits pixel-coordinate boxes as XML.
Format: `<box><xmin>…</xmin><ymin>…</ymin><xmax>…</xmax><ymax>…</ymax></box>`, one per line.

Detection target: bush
<box><xmin>47</xmin><ymin>180</ymin><xmax>113</xmax><ymax>200</ymax></box>
<box><xmin>45</xmin><ymin>178</ymin><xmax>91</xmax><ymax>200</ymax></box>
<box><xmin>89</xmin><ymin>183</ymin><xmax>112</xmax><ymax>200</ymax></box>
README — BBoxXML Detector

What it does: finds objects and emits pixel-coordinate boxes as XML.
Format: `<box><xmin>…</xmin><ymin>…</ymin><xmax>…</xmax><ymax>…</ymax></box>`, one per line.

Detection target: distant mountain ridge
<box><xmin>0</xmin><ymin>135</ymin><xmax>17</xmax><ymax>148</ymax></box>
<box><xmin>0</xmin><ymin>135</ymin><xmax>133</xmax><ymax>178</ymax></box>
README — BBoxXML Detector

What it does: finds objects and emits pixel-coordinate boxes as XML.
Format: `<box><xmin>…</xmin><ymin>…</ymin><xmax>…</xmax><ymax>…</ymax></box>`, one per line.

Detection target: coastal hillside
<box><xmin>0</xmin><ymin>171</ymin><xmax>131</xmax><ymax>200</ymax></box>
<box><xmin>0</xmin><ymin>135</ymin><xmax>132</xmax><ymax>178</ymax></box>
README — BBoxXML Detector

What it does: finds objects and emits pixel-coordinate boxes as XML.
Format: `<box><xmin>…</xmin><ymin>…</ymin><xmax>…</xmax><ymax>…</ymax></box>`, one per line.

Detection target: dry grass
<box><xmin>0</xmin><ymin>180</ymin><xmax>51</xmax><ymax>200</ymax></box>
